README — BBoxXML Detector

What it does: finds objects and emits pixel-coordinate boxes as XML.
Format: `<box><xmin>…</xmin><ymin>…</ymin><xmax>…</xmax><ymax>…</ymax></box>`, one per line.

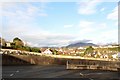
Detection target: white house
<box><xmin>78</xmin><ymin>47</ymin><xmax>85</xmax><ymax>49</ymax></box>
<box><xmin>42</xmin><ymin>49</ymin><xmax>53</xmax><ymax>55</ymax></box>
<box><xmin>112</xmin><ymin>54</ymin><xmax>117</xmax><ymax>59</ymax></box>
<box><xmin>6</xmin><ymin>42</ymin><xmax>11</xmax><ymax>47</ymax></box>
<box><xmin>58</xmin><ymin>49</ymin><xmax>63</xmax><ymax>52</ymax></box>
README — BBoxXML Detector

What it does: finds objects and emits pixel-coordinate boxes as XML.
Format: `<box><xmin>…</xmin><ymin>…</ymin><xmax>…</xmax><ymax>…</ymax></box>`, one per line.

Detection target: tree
<box><xmin>118</xmin><ymin>47</ymin><xmax>120</xmax><ymax>52</ymax></box>
<box><xmin>23</xmin><ymin>46</ymin><xmax>31</xmax><ymax>51</ymax></box>
<box><xmin>84</xmin><ymin>46</ymin><xmax>94</xmax><ymax>55</ymax></box>
<box><xmin>52</xmin><ymin>49</ymin><xmax>58</xmax><ymax>55</ymax></box>
<box><xmin>13</xmin><ymin>37</ymin><xmax>24</xmax><ymax>47</ymax></box>
<box><xmin>31</xmin><ymin>47</ymin><xmax>41</xmax><ymax>53</ymax></box>
<box><xmin>10</xmin><ymin>42</ymin><xmax>16</xmax><ymax>49</ymax></box>
<box><xmin>0</xmin><ymin>37</ymin><xmax>6</xmax><ymax>47</ymax></box>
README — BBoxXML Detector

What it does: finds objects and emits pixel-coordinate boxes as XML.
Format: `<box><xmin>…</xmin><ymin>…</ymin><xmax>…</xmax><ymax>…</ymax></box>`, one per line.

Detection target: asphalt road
<box><xmin>2</xmin><ymin>65</ymin><xmax>120</xmax><ymax>80</ymax></box>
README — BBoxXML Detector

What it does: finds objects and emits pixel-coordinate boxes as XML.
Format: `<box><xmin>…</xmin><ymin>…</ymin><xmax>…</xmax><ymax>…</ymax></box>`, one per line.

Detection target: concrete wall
<box><xmin>2</xmin><ymin>54</ymin><xmax>120</xmax><ymax>71</ymax></box>
<box><xmin>2</xmin><ymin>54</ymin><xmax>67</xmax><ymax>66</ymax></box>
<box><xmin>66</xmin><ymin>59</ymin><xmax>120</xmax><ymax>71</ymax></box>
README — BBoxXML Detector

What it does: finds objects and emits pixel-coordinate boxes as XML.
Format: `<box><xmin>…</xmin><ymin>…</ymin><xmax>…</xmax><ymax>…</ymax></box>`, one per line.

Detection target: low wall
<box><xmin>2</xmin><ymin>54</ymin><xmax>67</xmax><ymax>66</ymax></box>
<box><xmin>66</xmin><ymin>59</ymin><xmax>120</xmax><ymax>71</ymax></box>
<box><xmin>2</xmin><ymin>54</ymin><xmax>120</xmax><ymax>71</ymax></box>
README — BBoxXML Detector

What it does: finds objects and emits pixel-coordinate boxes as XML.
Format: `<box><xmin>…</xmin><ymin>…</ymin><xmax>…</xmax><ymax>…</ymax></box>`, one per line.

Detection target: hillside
<box><xmin>66</xmin><ymin>42</ymin><xmax>97</xmax><ymax>47</ymax></box>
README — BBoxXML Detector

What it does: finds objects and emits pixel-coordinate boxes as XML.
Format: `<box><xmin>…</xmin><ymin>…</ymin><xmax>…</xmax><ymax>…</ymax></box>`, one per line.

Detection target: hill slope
<box><xmin>66</xmin><ymin>42</ymin><xmax>97</xmax><ymax>47</ymax></box>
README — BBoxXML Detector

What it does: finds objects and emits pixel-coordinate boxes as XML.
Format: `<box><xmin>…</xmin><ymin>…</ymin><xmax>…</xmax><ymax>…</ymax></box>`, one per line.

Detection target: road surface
<box><xmin>2</xmin><ymin>65</ymin><xmax>120</xmax><ymax>80</ymax></box>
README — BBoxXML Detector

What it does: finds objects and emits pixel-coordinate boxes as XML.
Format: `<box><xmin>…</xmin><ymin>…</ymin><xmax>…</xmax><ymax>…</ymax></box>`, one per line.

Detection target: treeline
<box><xmin>0</xmin><ymin>37</ymin><xmax>41</xmax><ymax>53</ymax></box>
<box><xmin>108</xmin><ymin>47</ymin><xmax>120</xmax><ymax>52</ymax></box>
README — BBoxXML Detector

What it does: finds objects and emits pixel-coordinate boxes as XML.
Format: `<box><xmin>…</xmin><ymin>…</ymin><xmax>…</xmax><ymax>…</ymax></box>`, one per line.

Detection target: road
<box><xmin>2</xmin><ymin>65</ymin><xmax>120</xmax><ymax>80</ymax></box>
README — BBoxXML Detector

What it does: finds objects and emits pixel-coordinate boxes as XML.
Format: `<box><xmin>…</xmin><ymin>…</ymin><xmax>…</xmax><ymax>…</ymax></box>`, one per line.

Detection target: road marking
<box><xmin>80</xmin><ymin>73</ymin><xmax>84</xmax><ymax>76</ymax></box>
<box><xmin>85</xmin><ymin>72</ymin><xmax>103</xmax><ymax>75</ymax></box>
<box><xmin>89</xmin><ymin>78</ymin><xmax>94</xmax><ymax>80</ymax></box>
<box><xmin>16</xmin><ymin>70</ymin><xmax>19</xmax><ymax>72</ymax></box>
<box><xmin>10</xmin><ymin>74</ymin><xmax>14</xmax><ymax>76</ymax></box>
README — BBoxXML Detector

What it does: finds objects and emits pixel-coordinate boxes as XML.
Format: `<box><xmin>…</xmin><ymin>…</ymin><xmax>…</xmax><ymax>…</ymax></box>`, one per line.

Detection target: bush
<box><xmin>84</xmin><ymin>46</ymin><xmax>94</xmax><ymax>55</ymax></box>
<box><xmin>31</xmin><ymin>47</ymin><xmax>41</xmax><ymax>53</ymax></box>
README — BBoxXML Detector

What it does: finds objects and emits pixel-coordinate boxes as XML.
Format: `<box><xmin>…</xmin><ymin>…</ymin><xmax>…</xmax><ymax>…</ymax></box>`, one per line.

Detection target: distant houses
<box><xmin>1</xmin><ymin>37</ymin><xmax>120</xmax><ymax>60</ymax></box>
<box><xmin>39</xmin><ymin>46</ymin><xmax>120</xmax><ymax>60</ymax></box>
<box><xmin>112</xmin><ymin>54</ymin><xmax>118</xmax><ymax>59</ymax></box>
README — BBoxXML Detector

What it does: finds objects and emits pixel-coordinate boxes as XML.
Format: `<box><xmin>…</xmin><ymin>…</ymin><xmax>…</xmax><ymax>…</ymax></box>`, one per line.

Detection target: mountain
<box><xmin>66</xmin><ymin>42</ymin><xmax>97</xmax><ymax>47</ymax></box>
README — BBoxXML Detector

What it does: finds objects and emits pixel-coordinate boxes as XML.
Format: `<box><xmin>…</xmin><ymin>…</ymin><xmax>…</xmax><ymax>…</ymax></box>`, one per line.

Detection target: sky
<box><xmin>1</xmin><ymin>0</ymin><xmax>119</xmax><ymax>47</ymax></box>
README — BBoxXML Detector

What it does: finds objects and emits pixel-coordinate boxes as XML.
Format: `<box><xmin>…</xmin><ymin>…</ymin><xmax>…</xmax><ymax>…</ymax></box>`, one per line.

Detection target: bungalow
<box><xmin>42</xmin><ymin>48</ymin><xmax>53</xmax><ymax>55</ymax></box>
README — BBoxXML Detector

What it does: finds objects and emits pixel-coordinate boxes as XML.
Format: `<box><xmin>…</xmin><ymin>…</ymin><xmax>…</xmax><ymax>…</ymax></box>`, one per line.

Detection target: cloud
<box><xmin>77</xmin><ymin>0</ymin><xmax>103</xmax><ymax>15</ymax></box>
<box><xmin>2</xmin><ymin>2</ymin><xmax>78</xmax><ymax>47</ymax></box>
<box><xmin>79</xmin><ymin>20</ymin><xmax>107</xmax><ymax>29</ymax></box>
<box><xmin>100</xmin><ymin>7</ymin><xmax>105</xmax><ymax>12</ymax></box>
<box><xmin>64</xmin><ymin>24</ymin><xmax>73</xmax><ymax>28</ymax></box>
<box><xmin>0</xmin><ymin>0</ymin><xmax>119</xmax><ymax>2</ymax></box>
<box><xmin>2</xmin><ymin>14</ymin><xmax>76</xmax><ymax>47</ymax></box>
<box><xmin>92</xmin><ymin>29</ymin><xmax>118</xmax><ymax>44</ymax></box>
<box><xmin>107</xmin><ymin>6</ymin><xmax>118</xmax><ymax>27</ymax></box>
<box><xmin>21</xmin><ymin>33</ymin><xmax>76</xmax><ymax>47</ymax></box>
<box><xmin>69</xmin><ymin>39</ymin><xmax>91</xmax><ymax>44</ymax></box>
<box><xmin>78</xmin><ymin>21</ymin><xmax>95</xmax><ymax>34</ymax></box>
<box><xmin>0</xmin><ymin>0</ymin><xmax>48</xmax><ymax>2</ymax></box>
<box><xmin>2</xmin><ymin>2</ymin><xmax>118</xmax><ymax>47</ymax></box>
<box><xmin>79</xmin><ymin>20</ymin><xmax>94</xmax><ymax>28</ymax></box>
<box><xmin>3</xmin><ymin>22</ymin><xmax>76</xmax><ymax>47</ymax></box>
<box><xmin>76</xmin><ymin>29</ymin><xmax>118</xmax><ymax>45</ymax></box>
<box><xmin>107</xmin><ymin>6</ymin><xmax>118</xmax><ymax>20</ymax></box>
<box><xmin>74</xmin><ymin>20</ymin><xmax>116</xmax><ymax>44</ymax></box>
<box><xmin>39</xmin><ymin>13</ymin><xmax>48</xmax><ymax>16</ymax></box>
<box><xmin>2</xmin><ymin>2</ymin><xmax>48</xmax><ymax>20</ymax></box>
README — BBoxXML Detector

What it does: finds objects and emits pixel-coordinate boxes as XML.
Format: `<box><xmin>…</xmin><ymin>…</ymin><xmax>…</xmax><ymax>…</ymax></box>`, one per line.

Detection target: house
<box><xmin>40</xmin><ymin>48</ymin><xmax>47</xmax><ymax>53</ymax></box>
<box><xmin>57</xmin><ymin>50</ymin><xmax>63</xmax><ymax>55</ymax></box>
<box><xmin>6</xmin><ymin>42</ymin><xmax>11</xmax><ymax>47</ymax></box>
<box><xmin>112</xmin><ymin>54</ymin><xmax>117</xmax><ymax>59</ymax></box>
<box><xmin>58</xmin><ymin>48</ymin><xmax>63</xmax><ymax>52</ymax></box>
<box><xmin>103</xmin><ymin>54</ymin><xmax>108</xmax><ymax>59</ymax></box>
<box><xmin>78</xmin><ymin>47</ymin><xmax>85</xmax><ymax>49</ymax></box>
<box><xmin>42</xmin><ymin>48</ymin><xmax>53</xmax><ymax>55</ymax></box>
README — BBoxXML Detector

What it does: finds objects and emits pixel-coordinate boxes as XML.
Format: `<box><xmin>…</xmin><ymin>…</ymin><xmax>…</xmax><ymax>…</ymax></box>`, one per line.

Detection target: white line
<box><xmin>16</xmin><ymin>70</ymin><xmax>19</xmax><ymax>72</ymax></box>
<box><xmin>10</xmin><ymin>74</ymin><xmax>14</xmax><ymax>76</ymax></box>
<box><xmin>89</xmin><ymin>78</ymin><xmax>94</xmax><ymax>80</ymax></box>
<box><xmin>80</xmin><ymin>73</ymin><xmax>84</xmax><ymax>76</ymax></box>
